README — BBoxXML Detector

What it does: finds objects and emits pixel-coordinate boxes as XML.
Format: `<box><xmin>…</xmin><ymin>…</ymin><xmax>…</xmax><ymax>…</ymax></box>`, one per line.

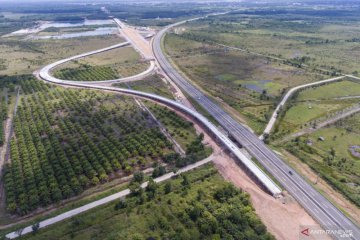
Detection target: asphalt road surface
<box><xmin>152</xmin><ymin>15</ymin><xmax>360</xmax><ymax>240</ymax></box>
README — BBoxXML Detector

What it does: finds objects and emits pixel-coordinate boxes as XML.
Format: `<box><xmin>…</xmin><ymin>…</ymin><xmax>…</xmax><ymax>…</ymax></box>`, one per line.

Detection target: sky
<box><xmin>0</xmin><ymin>0</ymin><xmax>211</xmax><ymax>1</ymax></box>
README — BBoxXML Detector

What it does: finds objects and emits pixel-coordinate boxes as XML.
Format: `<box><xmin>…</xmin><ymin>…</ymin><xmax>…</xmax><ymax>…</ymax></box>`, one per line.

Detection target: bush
<box><xmin>214</xmin><ymin>184</ymin><xmax>239</xmax><ymax>202</ymax></box>
<box><xmin>133</xmin><ymin>171</ymin><xmax>144</xmax><ymax>183</ymax></box>
<box><xmin>114</xmin><ymin>199</ymin><xmax>127</xmax><ymax>210</ymax></box>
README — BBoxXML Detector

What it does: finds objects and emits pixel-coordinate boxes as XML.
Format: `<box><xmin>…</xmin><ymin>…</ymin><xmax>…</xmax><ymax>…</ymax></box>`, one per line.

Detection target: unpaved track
<box><xmin>0</xmin><ymin>87</ymin><xmax>20</xmax><ymax>211</ymax></box>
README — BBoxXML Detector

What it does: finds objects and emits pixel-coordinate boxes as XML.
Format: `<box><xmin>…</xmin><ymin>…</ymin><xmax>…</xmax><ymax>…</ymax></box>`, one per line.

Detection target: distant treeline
<box><xmin>232</xmin><ymin>9</ymin><xmax>359</xmax><ymax>18</ymax></box>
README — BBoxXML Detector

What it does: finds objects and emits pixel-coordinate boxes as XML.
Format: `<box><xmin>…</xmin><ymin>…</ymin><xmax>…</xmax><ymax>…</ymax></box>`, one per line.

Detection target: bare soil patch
<box><xmin>213</xmin><ymin>155</ymin><xmax>330</xmax><ymax>240</ymax></box>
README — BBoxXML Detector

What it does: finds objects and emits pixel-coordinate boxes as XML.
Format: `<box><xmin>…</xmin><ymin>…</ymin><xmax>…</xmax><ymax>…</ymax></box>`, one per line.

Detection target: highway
<box><xmin>5</xmin><ymin>30</ymin><xmax>284</xmax><ymax>237</ymax></box>
<box><xmin>6</xmin><ymin>12</ymin><xmax>360</xmax><ymax>239</ymax></box>
<box><xmin>113</xmin><ymin>18</ymin><xmax>154</xmax><ymax>60</ymax></box>
<box><xmin>152</xmin><ymin>15</ymin><xmax>360</xmax><ymax>240</ymax></box>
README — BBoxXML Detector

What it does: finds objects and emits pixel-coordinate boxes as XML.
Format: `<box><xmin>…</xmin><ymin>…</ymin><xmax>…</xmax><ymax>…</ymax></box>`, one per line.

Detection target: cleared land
<box><xmin>53</xmin><ymin>46</ymin><xmax>148</xmax><ymax>81</ymax></box>
<box><xmin>17</xmin><ymin>164</ymin><xmax>275</xmax><ymax>240</ymax></box>
<box><xmin>35</xmin><ymin>25</ymin><xmax>116</xmax><ymax>37</ymax></box>
<box><xmin>297</xmin><ymin>80</ymin><xmax>360</xmax><ymax>100</ymax></box>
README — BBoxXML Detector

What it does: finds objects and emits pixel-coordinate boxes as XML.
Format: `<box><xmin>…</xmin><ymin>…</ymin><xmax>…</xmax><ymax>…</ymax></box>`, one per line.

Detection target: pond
<box><xmin>34</xmin><ymin>27</ymin><xmax>118</xmax><ymax>39</ymax></box>
<box><xmin>8</xmin><ymin>19</ymin><xmax>115</xmax><ymax>36</ymax></box>
<box><xmin>349</xmin><ymin>145</ymin><xmax>360</xmax><ymax>158</ymax></box>
<box><xmin>243</xmin><ymin>80</ymin><xmax>271</xmax><ymax>93</ymax></box>
<box><xmin>40</xmin><ymin>19</ymin><xmax>114</xmax><ymax>29</ymax></box>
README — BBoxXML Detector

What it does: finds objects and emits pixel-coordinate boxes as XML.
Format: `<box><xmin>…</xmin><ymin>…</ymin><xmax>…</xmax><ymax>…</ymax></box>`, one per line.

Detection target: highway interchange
<box><xmin>5</xmin><ymin>12</ymin><xmax>360</xmax><ymax>240</ymax></box>
<box><xmin>6</xmin><ymin>16</ymin><xmax>282</xmax><ymax>237</ymax></box>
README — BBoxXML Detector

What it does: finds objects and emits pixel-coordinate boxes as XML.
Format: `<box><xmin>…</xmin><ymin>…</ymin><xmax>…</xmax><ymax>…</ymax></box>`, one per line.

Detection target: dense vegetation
<box><xmin>0</xmin><ymin>1</ymin><xmax>228</xmax><ymax>36</ymax></box>
<box><xmin>22</xmin><ymin>165</ymin><xmax>274</xmax><ymax>240</ymax></box>
<box><xmin>2</xmin><ymin>79</ymin><xmax>207</xmax><ymax>215</ymax></box>
<box><xmin>0</xmin><ymin>14</ymin><xmax>34</xmax><ymax>36</ymax></box>
<box><xmin>54</xmin><ymin>64</ymin><xmax>118</xmax><ymax>81</ymax></box>
<box><xmin>0</xmin><ymin>75</ymin><xmax>29</xmax><ymax>89</ymax></box>
<box><xmin>0</xmin><ymin>91</ymin><xmax>8</xmax><ymax>146</ymax></box>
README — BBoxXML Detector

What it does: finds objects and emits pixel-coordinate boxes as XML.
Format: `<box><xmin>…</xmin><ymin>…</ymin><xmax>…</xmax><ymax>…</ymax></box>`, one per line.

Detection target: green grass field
<box><xmin>282</xmin><ymin>102</ymin><xmax>346</xmax><ymax>125</ymax></box>
<box><xmin>308</xmin><ymin>113</ymin><xmax>360</xmax><ymax>162</ymax></box>
<box><xmin>18</xmin><ymin>164</ymin><xmax>274</xmax><ymax>240</ymax></box>
<box><xmin>297</xmin><ymin>80</ymin><xmax>360</xmax><ymax>100</ymax></box>
<box><xmin>309</xmin><ymin>127</ymin><xmax>360</xmax><ymax>163</ymax></box>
